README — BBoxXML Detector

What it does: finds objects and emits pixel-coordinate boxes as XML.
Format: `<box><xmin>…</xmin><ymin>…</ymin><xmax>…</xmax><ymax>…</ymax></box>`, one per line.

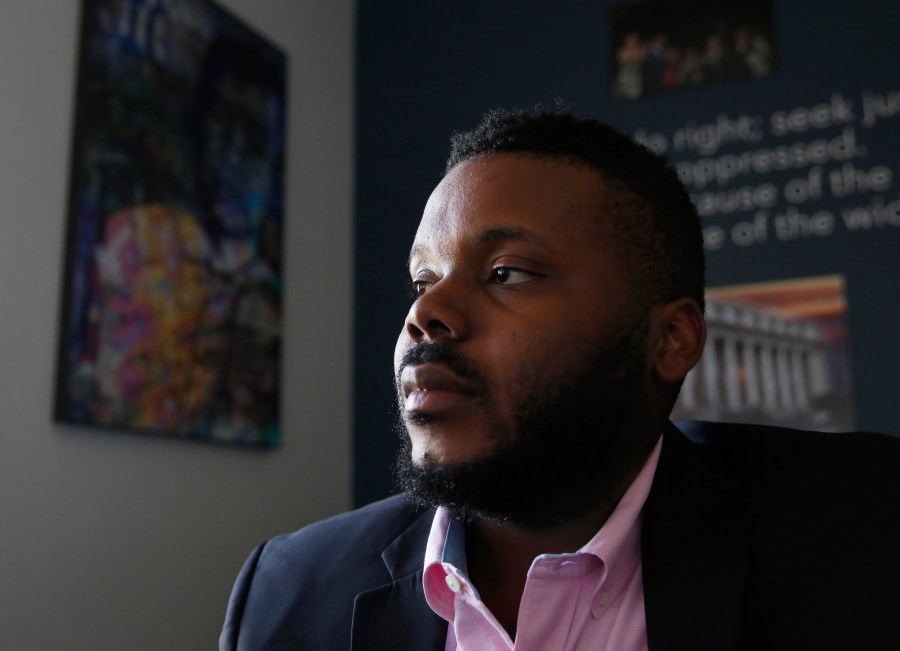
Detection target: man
<box><xmin>220</xmin><ymin>110</ymin><xmax>899</xmax><ymax>650</ymax></box>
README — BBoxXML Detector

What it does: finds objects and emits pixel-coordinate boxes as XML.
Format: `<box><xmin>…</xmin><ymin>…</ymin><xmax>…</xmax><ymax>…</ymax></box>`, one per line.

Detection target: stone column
<box><xmin>702</xmin><ymin>335</ymin><xmax>720</xmax><ymax>406</ymax></box>
<box><xmin>807</xmin><ymin>347</ymin><xmax>830</xmax><ymax>398</ymax></box>
<box><xmin>760</xmin><ymin>341</ymin><xmax>778</xmax><ymax>410</ymax></box>
<box><xmin>792</xmin><ymin>346</ymin><xmax>810</xmax><ymax>409</ymax></box>
<box><xmin>776</xmin><ymin>344</ymin><xmax>794</xmax><ymax>409</ymax></box>
<box><xmin>742</xmin><ymin>339</ymin><xmax>761</xmax><ymax>407</ymax></box>
<box><xmin>723</xmin><ymin>336</ymin><xmax>742</xmax><ymax>410</ymax></box>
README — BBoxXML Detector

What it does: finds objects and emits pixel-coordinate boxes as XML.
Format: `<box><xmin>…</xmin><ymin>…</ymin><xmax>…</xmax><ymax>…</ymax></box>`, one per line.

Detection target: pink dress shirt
<box><xmin>422</xmin><ymin>436</ymin><xmax>662</xmax><ymax>651</ymax></box>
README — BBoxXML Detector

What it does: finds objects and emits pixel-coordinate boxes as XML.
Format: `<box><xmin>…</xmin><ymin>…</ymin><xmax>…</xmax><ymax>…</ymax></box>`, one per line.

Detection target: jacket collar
<box><xmin>351</xmin><ymin>506</ymin><xmax>447</xmax><ymax>651</ymax></box>
<box><xmin>641</xmin><ymin>422</ymin><xmax>753</xmax><ymax>651</ymax></box>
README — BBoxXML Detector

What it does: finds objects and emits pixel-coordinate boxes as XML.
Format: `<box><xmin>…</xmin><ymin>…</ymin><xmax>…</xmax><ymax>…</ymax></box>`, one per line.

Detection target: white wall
<box><xmin>0</xmin><ymin>1</ymin><xmax>354</xmax><ymax>649</ymax></box>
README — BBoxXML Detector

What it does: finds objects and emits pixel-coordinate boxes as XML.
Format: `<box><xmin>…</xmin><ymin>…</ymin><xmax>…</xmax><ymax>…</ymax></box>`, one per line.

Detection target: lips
<box><xmin>400</xmin><ymin>363</ymin><xmax>481</xmax><ymax>415</ymax></box>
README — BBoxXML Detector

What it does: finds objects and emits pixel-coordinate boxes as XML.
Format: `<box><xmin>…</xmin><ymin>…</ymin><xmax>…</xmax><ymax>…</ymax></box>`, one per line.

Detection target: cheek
<box><xmin>502</xmin><ymin>330</ymin><xmax>587</xmax><ymax>390</ymax></box>
<box><xmin>490</xmin><ymin>333</ymin><xmax>557</xmax><ymax>395</ymax></box>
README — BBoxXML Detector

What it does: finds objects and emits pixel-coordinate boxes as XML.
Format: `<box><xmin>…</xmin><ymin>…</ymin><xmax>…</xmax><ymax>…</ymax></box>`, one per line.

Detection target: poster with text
<box><xmin>606</xmin><ymin>0</ymin><xmax>900</xmax><ymax>436</ymax></box>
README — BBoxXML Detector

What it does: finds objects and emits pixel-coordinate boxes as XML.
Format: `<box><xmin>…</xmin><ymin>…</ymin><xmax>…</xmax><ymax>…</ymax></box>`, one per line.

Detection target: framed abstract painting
<box><xmin>55</xmin><ymin>0</ymin><xmax>287</xmax><ymax>447</ymax></box>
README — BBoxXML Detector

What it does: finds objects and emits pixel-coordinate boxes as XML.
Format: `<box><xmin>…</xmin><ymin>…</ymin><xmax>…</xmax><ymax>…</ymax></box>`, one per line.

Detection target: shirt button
<box><xmin>445</xmin><ymin>573</ymin><xmax>461</xmax><ymax>593</ymax></box>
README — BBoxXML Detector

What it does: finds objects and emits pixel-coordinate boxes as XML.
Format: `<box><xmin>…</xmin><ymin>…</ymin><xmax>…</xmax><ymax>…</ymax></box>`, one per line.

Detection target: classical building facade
<box><xmin>672</xmin><ymin>298</ymin><xmax>853</xmax><ymax>430</ymax></box>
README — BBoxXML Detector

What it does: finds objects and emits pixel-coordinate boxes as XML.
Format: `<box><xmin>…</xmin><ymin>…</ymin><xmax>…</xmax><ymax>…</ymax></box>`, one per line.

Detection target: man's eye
<box><xmin>489</xmin><ymin>267</ymin><xmax>534</xmax><ymax>285</ymax></box>
<box><xmin>409</xmin><ymin>279</ymin><xmax>432</xmax><ymax>298</ymax></box>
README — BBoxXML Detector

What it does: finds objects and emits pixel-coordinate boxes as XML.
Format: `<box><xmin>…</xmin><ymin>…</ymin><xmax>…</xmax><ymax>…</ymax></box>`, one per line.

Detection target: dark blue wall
<box><xmin>354</xmin><ymin>0</ymin><xmax>900</xmax><ymax>505</ymax></box>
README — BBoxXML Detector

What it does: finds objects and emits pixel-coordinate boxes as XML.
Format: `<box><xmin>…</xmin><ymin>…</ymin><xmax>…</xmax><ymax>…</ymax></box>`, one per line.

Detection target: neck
<box><xmin>463</xmin><ymin>432</ymin><xmax>659</xmax><ymax>639</ymax></box>
<box><xmin>467</xmin><ymin>497</ymin><xmax>616</xmax><ymax>572</ymax></box>
<box><xmin>463</xmin><ymin>501</ymin><xmax>619</xmax><ymax>640</ymax></box>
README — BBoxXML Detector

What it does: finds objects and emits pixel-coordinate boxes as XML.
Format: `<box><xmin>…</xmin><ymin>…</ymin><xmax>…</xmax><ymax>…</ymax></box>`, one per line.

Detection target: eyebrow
<box><xmin>408</xmin><ymin>226</ymin><xmax>549</xmax><ymax>266</ymax></box>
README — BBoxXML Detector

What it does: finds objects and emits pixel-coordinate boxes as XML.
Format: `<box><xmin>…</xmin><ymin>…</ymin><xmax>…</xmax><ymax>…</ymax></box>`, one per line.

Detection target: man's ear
<box><xmin>649</xmin><ymin>298</ymin><xmax>706</xmax><ymax>384</ymax></box>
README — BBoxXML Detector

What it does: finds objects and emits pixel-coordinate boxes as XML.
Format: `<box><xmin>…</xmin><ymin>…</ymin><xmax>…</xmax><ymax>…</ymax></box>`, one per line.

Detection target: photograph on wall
<box><xmin>55</xmin><ymin>0</ymin><xmax>287</xmax><ymax>447</ymax></box>
<box><xmin>611</xmin><ymin>0</ymin><xmax>778</xmax><ymax>101</ymax></box>
<box><xmin>671</xmin><ymin>275</ymin><xmax>855</xmax><ymax>431</ymax></box>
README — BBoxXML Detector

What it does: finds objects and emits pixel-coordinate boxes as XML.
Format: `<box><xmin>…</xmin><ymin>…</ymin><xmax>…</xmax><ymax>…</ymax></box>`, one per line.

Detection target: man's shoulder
<box><xmin>676</xmin><ymin>418</ymin><xmax>898</xmax><ymax>449</ymax></box>
<box><xmin>220</xmin><ymin>495</ymin><xmax>436</xmax><ymax>650</ymax></box>
<box><xmin>262</xmin><ymin>493</ymin><xmax>432</xmax><ymax>565</ymax></box>
<box><xmin>663</xmin><ymin>421</ymin><xmax>900</xmax><ymax>648</ymax></box>
<box><xmin>667</xmin><ymin>420</ymin><xmax>900</xmax><ymax>531</ymax></box>
<box><xmin>675</xmin><ymin>419</ymin><xmax>900</xmax><ymax>487</ymax></box>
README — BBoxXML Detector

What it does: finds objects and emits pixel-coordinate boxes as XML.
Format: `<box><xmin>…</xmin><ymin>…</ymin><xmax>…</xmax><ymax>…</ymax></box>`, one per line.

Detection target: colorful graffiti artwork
<box><xmin>56</xmin><ymin>0</ymin><xmax>286</xmax><ymax>446</ymax></box>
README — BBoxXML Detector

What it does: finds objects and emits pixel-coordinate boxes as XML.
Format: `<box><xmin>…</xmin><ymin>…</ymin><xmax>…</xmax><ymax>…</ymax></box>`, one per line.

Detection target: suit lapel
<box><xmin>351</xmin><ymin>508</ymin><xmax>447</xmax><ymax>651</ymax></box>
<box><xmin>641</xmin><ymin>424</ymin><xmax>753</xmax><ymax>651</ymax></box>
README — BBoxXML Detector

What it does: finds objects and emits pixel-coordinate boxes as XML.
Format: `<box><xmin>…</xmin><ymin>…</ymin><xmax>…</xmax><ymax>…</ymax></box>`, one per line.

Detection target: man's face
<box><xmin>393</xmin><ymin>155</ymin><xmax>657</xmax><ymax>524</ymax></box>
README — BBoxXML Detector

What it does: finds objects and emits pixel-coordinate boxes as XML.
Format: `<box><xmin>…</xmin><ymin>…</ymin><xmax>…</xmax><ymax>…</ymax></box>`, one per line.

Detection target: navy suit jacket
<box><xmin>220</xmin><ymin>422</ymin><xmax>900</xmax><ymax>650</ymax></box>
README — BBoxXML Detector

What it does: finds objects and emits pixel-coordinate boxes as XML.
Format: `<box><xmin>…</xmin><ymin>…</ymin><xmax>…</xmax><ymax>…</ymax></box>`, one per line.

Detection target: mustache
<box><xmin>395</xmin><ymin>341</ymin><xmax>485</xmax><ymax>386</ymax></box>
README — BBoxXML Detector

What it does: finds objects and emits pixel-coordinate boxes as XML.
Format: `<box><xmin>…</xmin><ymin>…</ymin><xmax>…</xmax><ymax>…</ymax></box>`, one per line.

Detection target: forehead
<box><xmin>411</xmin><ymin>154</ymin><xmax>616</xmax><ymax>262</ymax></box>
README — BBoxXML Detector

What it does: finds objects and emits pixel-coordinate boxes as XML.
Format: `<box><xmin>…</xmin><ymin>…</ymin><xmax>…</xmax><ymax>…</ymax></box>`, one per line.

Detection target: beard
<box><xmin>393</xmin><ymin>316</ymin><xmax>657</xmax><ymax>529</ymax></box>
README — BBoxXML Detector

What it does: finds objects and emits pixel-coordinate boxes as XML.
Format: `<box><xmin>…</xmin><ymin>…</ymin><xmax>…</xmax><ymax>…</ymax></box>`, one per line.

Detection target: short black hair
<box><xmin>446</xmin><ymin>108</ymin><xmax>705</xmax><ymax>312</ymax></box>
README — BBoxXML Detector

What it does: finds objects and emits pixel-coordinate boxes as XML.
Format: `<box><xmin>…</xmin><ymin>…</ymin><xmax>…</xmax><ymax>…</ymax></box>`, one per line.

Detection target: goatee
<box><xmin>394</xmin><ymin>318</ymin><xmax>656</xmax><ymax>529</ymax></box>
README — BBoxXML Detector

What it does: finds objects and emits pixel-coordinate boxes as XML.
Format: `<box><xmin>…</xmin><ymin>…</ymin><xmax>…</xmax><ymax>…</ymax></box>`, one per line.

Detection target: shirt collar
<box><xmin>423</xmin><ymin>507</ymin><xmax>466</xmax><ymax>620</ymax></box>
<box><xmin>422</xmin><ymin>435</ymin><xmax>663</xmax><ymax>620</ymax></box>
<box><xmin>580</xmin><ymin>435</ymin><xmax>662</xmax><ymax>616</ymax></box>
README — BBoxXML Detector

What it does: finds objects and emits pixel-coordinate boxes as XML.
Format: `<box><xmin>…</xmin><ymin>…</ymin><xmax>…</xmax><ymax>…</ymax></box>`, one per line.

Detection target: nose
<box><xmin>403</xmin><ymin>278</ymin><xmax>470</xmax><ymax>343</ymax></box>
